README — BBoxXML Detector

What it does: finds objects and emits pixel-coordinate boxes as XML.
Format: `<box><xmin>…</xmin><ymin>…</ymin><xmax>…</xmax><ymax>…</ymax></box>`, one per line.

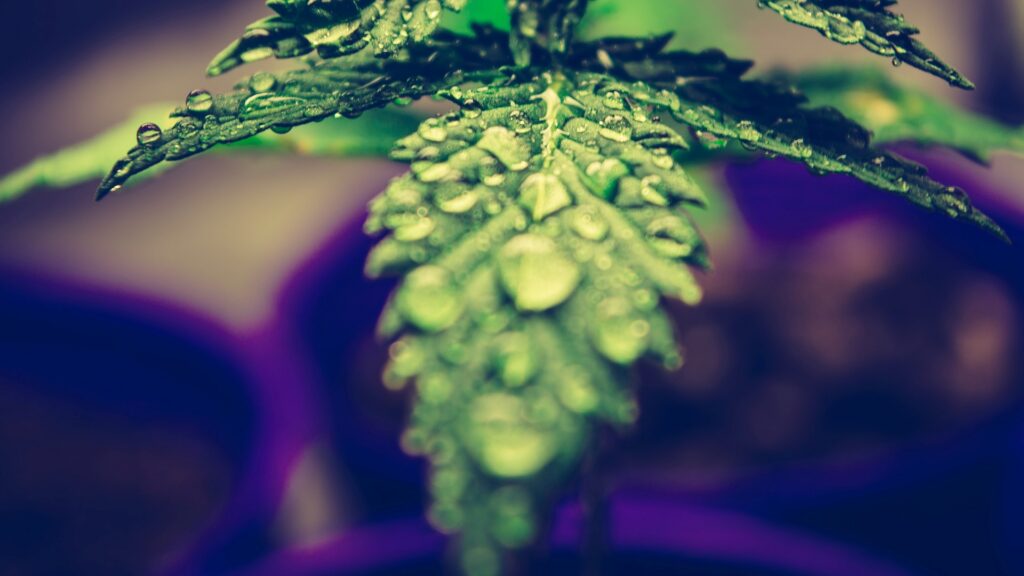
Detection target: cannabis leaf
<box><xmin>208</xmin><ymin>0</ymin><xmax>467</xmax><ymax>76</ymax></box>
<box><xmin>96</xmin><ymin>34</ymin><xmax>510</xmax><ymax>199</ymax></box>
<box><xmin>758</xmin><ymin>0</ymin><xmax>975</xmax><ymax>89</ymax></box>
<box><xmin>565</xmin><ymin>36</ymin><xmax>1007</xmax><ymax>239</ymax></box>
<box><xmin>1</xmin><ymin>2</ymin><xmax>1016</xmax><ymax>574</ymax></box>
<box><xmin>793</xmin><ymin>66</ymin><xmax>1024</xmax><ymax>162</ymax></box>
<box><xmin>0</xmin><ymin>109</ymin><xmax>421</xmax><ymax>203</ymax></box>
<box><xmin>364</xmin><ymin>71</ymin><xmax>705</xmax><ymax>572</ymax></box>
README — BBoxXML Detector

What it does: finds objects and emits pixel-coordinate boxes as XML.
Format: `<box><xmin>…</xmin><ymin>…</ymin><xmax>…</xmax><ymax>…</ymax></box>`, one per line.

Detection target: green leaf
<box><xmin>208</xmin><ymin>0</ymin><xmax>468</xmax><ymax>76</ymax></box>
<box><xmin>757</xmin><ymin>0</ymin><xmax>975</xmax><ymax>89</ymax></box>
<box><xmin>365</xmin><ymin>71</ymin><xmax>706</xmax><ymax>571</ymax></box>
<box><xmin>792</xmin><ymin>66</ymin><xmax>1024</xmax><ymax>162</ymax></box>
<box><xmin>0</xmin><ymin>108</ymin><xmax>424</xmax><ymax>203</ymax></box>
<box><xmin>0</xmin><ymin>105</ymin><xmax>176</xmax><ymax>203</ymax></box>
<box><xmin>565</xmin><ymin>36</ymin><xmax>1006</xmax><ymax>240</ymax></box>
<box><xmin>96</xmin><ymin>34</ymin><xmax>507</xmax><ymax>199</ymax></box>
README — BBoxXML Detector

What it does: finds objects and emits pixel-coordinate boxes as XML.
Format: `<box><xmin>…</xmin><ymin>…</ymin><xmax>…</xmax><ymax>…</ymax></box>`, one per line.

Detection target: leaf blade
<box><xmin>758</xmin><ymin>0</ymin><xmax>974</xmax><ymax>89</ymax></box>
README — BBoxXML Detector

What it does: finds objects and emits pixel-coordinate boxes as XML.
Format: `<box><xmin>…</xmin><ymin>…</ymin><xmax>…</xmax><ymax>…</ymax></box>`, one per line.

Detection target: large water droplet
<box><xmin>396</xmin><ymin>265</ymin><xmax>464</xmax><ymax>331</ymax></box>
<box><xmin>498</xmin><ymin>234</ymin><xmax>581</xmax><ymax>312</ymax></box>
<box><xmin>186</xmin><ymin>90</ymin><xmax>214</xmax><ymax>114</ymax></box>
<box><xmin>584</xmin><ymin>158</ymin><xmax>628</xmax><ymax>199</ymax></box>
<box><xmin>519</xmin><ymin>173</ymin><xmax>572</xmax><ymax>221</ymax></box>
<box><xmin>424</xmin><ymin>0</ymin><xmax>443</xmax><ymax>20</ymax></box>
<box><xmin>477</xmin><ymin>126</ymin><xmax>531</xmax><ymax>170</ymax></box>
<box><xmin>249</xmin><ymin>72</ymin><xmax>277</xmax><ymax>93</ymax></box>
<box><xmin>592</xmin><ymin>297</ymin><xmax>650</xmax><ymax>363</ymax></box>
<box><xmin>439</xmin><ymin>190</ymin><xmax>480</xmax><ymax>214</ymax></box>
<box><xmin>418</xmin><ymin>120</ymin><xmax>448</xmax><ymax>143</ymax></box>
<box><xmin>136</xmin><ymin>123</ymin><xmax>163</xmax><ymax>147</ymax></box>
<box><xmin>463</xmin><ymin>393</ymin><xmax>557</xmax><ymax>478</ymax></box>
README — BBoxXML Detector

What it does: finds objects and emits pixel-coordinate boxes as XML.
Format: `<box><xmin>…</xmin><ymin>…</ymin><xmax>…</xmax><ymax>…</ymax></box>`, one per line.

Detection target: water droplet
<box><xmin>419</xmin><ymin>372</ymin><xmax>453</xmax><ymax>404</ymax></box>
<box><xmin>478</xmin><ymin>126</ymin><xmax>531</xmax><ymax>170</ymax></box>
<box><xmin>248</xmin><ymin>72</ymin><xmax>276</xmax><ymax>93</ymax></box>
<box><xmin>418</xmin><ymin>120</ymin><xmax>448</xmax><ymax>143</ymax></box>
<box><xmin>558</xmin><ymin>369</ymin><xmax>599</xmax><ymax>414</ymax></box>
<box><xmin>388</xmin><ymin>338</ymin><xmax>425</xmax><ymax>380</ymax></box>
<box><xmin>394</xmin><ymin>217</ymin><xmax>436</xmax><ymax>242</ymax></box>
<box><xmin>136</xmin><ymin>123</ymin><xmax>163</xmax><ymax>147</ymax></box>
<box><xmin>651</xmin><ymin>153</ymin><xmax>674</xmax><ymax>170</ymax></box>
<box><xmin>463</xmin><ymin>393</ymin><xmax>557</xmax><ymax>478</ymax></box>
<box><xmin>498</xmin><ymin>234</ymin><xmax>581</xmax><ymax>312</ymax></box>
<box><xmin>186</xmin><ymin>90</ymin><xmax>213</xmax><ymax>114</ymax></box>
<box><xmin>416</xmin><ymin>162</ymin><xmax>456</xmax><ymax>183</ymax></box>
<box><xmin>439</xmin><ymin>190</ymin><xmax>480</xmax><ymax>214</ymax></box>
<box><xmin>736</xmin><ymin>120</ymin><xmax>762</xmax><ymax>142</ymax></box>
<box><xmin>593</xmin><ymin>297</ymin><xmax>650</xmax><ymax>364</ymax></box>
<box><xmin>584</xmin><ymin>158</ymin><xmax>629</xmax><ymax>199</ymax></box>
<box><xmin>462</xmin><ymin>99</ymin><xmax>483</xmax><ymax>119</ymax></box>
<box><xmin>396</xmin><ymin>265</ymin><xmax>464</xmax><ymax>331</ymax></box>
<box><xmin>424</xmin><ymin>0</ymin><xmax>442</xmax><ymax>20</ymax></box>
<box><xmin>602</xmin><ymin>91</ymin><xmax>626</xmax><ymax>110</ymax></box>
<box><xmin>646</xmin><ymin>216</ymin><xmax>700</xmax><ymax>259</ymax></box>
<box><xmin>519</xmin><ymin>173</ymin><xmax>572</xmax><ymax>221</ymax></box>
<box><xmin>599</xmin><ymin>127</ymin><xmax>630</xmax><ymax>143</ymax></box>
<box><xmin>509</xmin><ymin>109</ymin><xmax>532</xmax><ymax>134</ymax></box>
<box><xmin>495</xmin><ymin>333</ymin><xmax>537</xmax><ymax>387</ymax></box>
<box><xmin>568</xmin><ymin>207</ymin><xmax>609</xmax><ymax>241</ymax></box>
<box><xmin>790</xmin><ymin>138</ymin><xmax>813</xmax><ymax>158</ymax></box>
<box><xmin>490</xmin><ymin>486</ymin><xmax>536</xmax><ymax>547</ymax></box>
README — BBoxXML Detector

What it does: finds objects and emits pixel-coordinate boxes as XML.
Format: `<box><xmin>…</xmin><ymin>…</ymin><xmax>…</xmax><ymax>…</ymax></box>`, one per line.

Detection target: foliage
<box><xmin>793</xmin><ymin>66</ymin><xmax>1024</xmax><ymax>163</ymax></box>
<box><xmin>758</xmin><ymin>0</ymin><xmax>974</xmax><ymax>88</ymax></box>
<box><xmin>0</xmin><ymin>0</ymin><xmax>1017</xmax><ymax>574</ymax></box>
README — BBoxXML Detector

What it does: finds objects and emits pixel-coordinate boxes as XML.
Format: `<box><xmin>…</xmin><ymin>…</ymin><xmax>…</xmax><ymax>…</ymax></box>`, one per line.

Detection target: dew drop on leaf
<box><xmin>249</xmin><ymin>72</ymin><xmax>277</xmax><ymax>93</ymax></box>
<box><xmin>185</xmin><ymin>89</ymin><xmax>214</xmax><ymax>114</ymax></box>
<box><xmin>136</xmin><ymin>123</ymin><xmax>163</xmax><ymax>146</ymax></box>
<box><xmin>518</xmin><ymin>173</ymin><xmax>572</xmax><ymax>221</ymax></box>
<box><xmin>463</xmin><ymin>393</ymin><xmax>557</xmax><ymax>478</ymax></box>
<box><xmin>396</xmin><ymin>265</ymin><xmax>464</xmax><ymax>332</ymax></box>
<box><xmin>568</xmin><ymin>207</ymin><xmax>609</xmax><ymax>241</ymax></box>
<box><xmin>592</xmin><ymin>297</ymin><xmax>650</xmax><ymax>364</ymax></box>
<box><xmin>498</xmin><ymin>234</ymin><xmax>581</xmax><ymax>312</ymax></box>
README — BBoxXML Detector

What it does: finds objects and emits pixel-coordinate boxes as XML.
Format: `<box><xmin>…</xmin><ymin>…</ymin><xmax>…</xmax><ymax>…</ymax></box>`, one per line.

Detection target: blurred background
<box><xmin>1</xmin><ymin>1</ymin><xmax>1023</xmax><ymax>575</ymax></box>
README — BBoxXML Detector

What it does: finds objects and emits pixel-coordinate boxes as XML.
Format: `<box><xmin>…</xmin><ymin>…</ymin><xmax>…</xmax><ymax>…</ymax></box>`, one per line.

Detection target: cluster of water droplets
<box><xmin>756</xmin><ymin>0</ymin><xmax>974</xmax><ymax>89</ymax></box>
<box><xmin>99</xmin><ymin>51</ymin><xmax>461</xmax><ymax>199</ymax></box>
<box><xmin>363</xmin><ymin>70</ymin><xmax>715</xmax><ymax>573</ymax></box>
<box><xmin>207</xmin><ymin>0</ymin><xmax>464</xmax><ymax>76</ymax></box>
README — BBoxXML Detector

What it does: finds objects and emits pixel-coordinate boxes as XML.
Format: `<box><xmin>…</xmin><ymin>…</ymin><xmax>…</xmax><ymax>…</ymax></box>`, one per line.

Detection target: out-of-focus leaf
<box><xmin>0</xmin><ymin>105</ymin><xmax>176</xmax><ymax>203</ymax></box>
<box><xmin>581</xmin><ymin>0</ymin><xmax>741</xmax><ymax>52</ymax></box>
<box><xmin>792</xmin><ymin>66</ymin><xmax>1024</xmax><ymax>163</ymax></box>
